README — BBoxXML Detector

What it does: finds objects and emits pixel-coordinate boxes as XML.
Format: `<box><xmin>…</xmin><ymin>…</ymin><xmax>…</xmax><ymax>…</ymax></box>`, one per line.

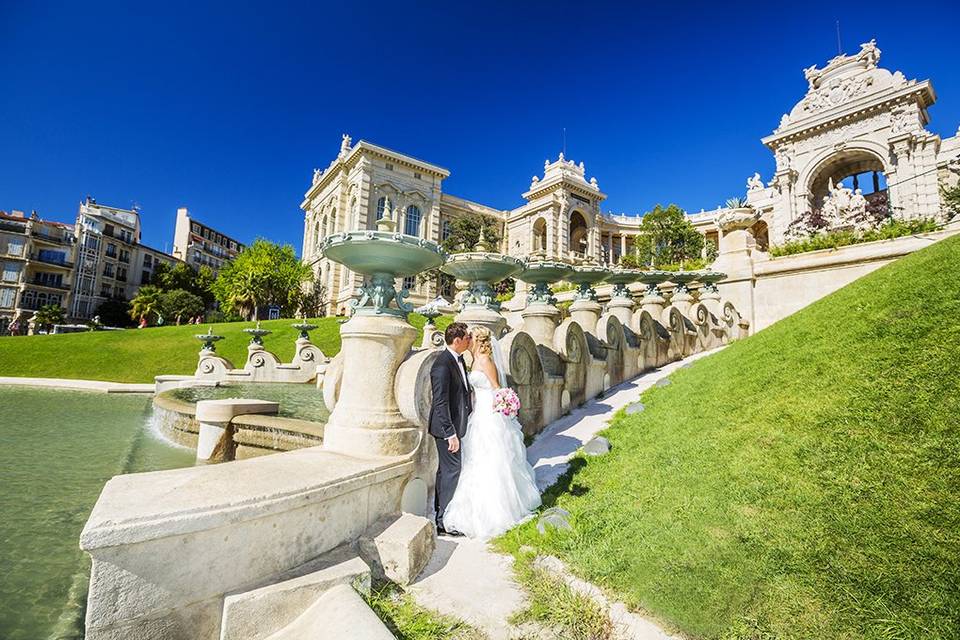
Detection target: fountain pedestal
<box><xmin>638</xmin><ymin>271</ymin><xmax>671</xmax><ymax>318</ymax></box>
<box><xmin>605</xmin><ymin>268</ymin><xmax>642</xmax><ymax>328</ymax></box>
<box><xmin>322</xmin><ymin>315</ymin><xmax>421</xmax><ymax>456</ymax></box>
<box><xmin>668</xmin><ymin>273</ymin><xmax>698</xmax><ymax>317</ymax></box>
<box><xmin>442</xmin><ymin>252</ymin><xmax>523</xmax><ymax>338</ymax></box>
<box><xmin>566</xmin><ymin>263</ymin><xmax>610</xmax><ymax>335</ymax></box>
<box><xmin>569</xmin><ymin>299</ymin><xmax>602</xmax><ymax>334</ymax></box>
<box><xmin>521</xmin><ymin>303</ymin><xmax>561</xmax><ymax>345</ymax></box>
<box><xmin>516</xmin><ymin>260</ymin><xmax>574</xmax><ymax>346</ymax></box>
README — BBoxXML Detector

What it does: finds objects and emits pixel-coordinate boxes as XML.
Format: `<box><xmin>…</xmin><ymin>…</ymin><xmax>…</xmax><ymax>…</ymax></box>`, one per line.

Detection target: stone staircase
<box><xmin>217</xmin><ymin>513</ymin><xmax>435</xmax><ymax>640</ymax></box>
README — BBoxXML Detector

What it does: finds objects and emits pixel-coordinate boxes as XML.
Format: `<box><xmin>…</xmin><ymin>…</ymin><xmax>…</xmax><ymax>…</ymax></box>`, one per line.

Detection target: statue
<box><xmin>747</xmin><ymin>172</ymin><xmax>764</xmax><ymax>192</ymax></box>
<box><xmin>858</xmin><ymin>39</ymin><xmax>881</xmax><ymax>69</ymax></box>
<box><xmin>339</xmin><ymin>133</ymin><xmax>352</xmax><ymax>157</ymax></box>
<box><xmin>312</xmin><ymin>168</ymin><xmax>322</xmax><ymax>184</ymax></box>
<box><xmin>848</xmin><ymin>189</ymin><xmax>869</xmax><ymax>229</ymax></box>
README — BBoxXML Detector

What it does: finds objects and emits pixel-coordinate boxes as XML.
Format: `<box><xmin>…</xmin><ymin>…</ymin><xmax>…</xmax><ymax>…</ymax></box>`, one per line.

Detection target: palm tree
<box><xmin>129</xmin><ymin>285</ymin><xmax>164</xmax><ymax>325</ymax></box>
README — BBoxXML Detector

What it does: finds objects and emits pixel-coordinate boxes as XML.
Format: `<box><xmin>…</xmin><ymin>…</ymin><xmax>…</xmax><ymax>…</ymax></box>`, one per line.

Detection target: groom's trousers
<box><xmin>433</xmin><ymin>436</ymin><xmax>462</xmax><ymax>526</ymax></box>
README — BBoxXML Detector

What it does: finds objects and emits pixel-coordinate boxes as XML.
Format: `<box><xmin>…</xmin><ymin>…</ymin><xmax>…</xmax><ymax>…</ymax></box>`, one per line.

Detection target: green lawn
<box><xmin>0</xmin><ymin>314</ymin><xmax>448</xmax><ymax>383</ymax></box>
<box><xmin>498</xmin><ymin>234</ymin><xmax>960</xmax><ymax>639</ymax></box>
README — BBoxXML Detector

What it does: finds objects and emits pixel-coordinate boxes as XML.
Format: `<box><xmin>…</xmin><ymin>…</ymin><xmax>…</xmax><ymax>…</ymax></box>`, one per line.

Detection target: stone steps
<box><xmin>263</xmin><ymin>584</ymin><xmax>395</xmax><ymax>640</ymax></box>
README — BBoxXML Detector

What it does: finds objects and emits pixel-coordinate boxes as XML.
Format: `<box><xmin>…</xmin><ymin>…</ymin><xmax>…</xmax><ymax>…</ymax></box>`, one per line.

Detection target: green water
<box><xmin>168</xmin><ymin>382</ymin><xmax>330</xmax><ymax>423</ymax></box>
<box><xmin>0</xmin><ymin>387</ymin><xmax>195</xmax><ymax>640</ymax></box>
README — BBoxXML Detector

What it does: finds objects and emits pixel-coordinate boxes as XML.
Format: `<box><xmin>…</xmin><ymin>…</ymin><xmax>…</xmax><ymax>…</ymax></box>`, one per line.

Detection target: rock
<box><xmin>655</xmin><ymin>377</ymin><xmax>671</xmax><ymax>387</ymax></box>
<box><xmin>536</xmin><ymin>510</ymin><xmax>572</xmax><ymax>535</ymax></box>
<box><xmin>582</xmin><ymin>436</ymin><xmax>611</xmax><ymax>456</ymax></box>
<box><xmin>625</xmin><ymin>402</ymin><xmax>645</xmax><ymax>415</ymax></box>
<box><xmin>359</xmin><ymin>513</ymin><xmax>435</xmax><ymax>586</ymax></box>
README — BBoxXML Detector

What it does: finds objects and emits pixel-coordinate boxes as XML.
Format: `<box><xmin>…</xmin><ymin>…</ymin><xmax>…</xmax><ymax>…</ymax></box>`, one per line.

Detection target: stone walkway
<box><xmin>408</xmin><ymin>351</ymin><xmax>721</xmax><ymax>639</ymax></box>
<box><xmin>0</xmin><ymin>376</ymin><xmax>154</xmax><ymax>393</ymax></box>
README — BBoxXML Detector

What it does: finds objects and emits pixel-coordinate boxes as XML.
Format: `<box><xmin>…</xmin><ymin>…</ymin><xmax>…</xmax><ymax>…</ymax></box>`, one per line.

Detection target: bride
<box><xmin>442</xmin><ymin>326</ymin><xmax>542</xmax><ymax>539</ymax></box>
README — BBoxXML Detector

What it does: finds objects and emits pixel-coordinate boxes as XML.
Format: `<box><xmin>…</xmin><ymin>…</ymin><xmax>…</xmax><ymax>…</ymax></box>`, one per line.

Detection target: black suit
<box><xmin>429</xmin><ymin>349</ymin><xmax>473</xmax><ymax>527</ymax></box>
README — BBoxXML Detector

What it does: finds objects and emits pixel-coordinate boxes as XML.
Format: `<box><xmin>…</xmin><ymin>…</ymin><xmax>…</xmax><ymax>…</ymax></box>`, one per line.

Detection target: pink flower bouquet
<box><xmin>493</xmin><ymin>387</ymin><xmax>521</xmax><ymax>418</ymax></box>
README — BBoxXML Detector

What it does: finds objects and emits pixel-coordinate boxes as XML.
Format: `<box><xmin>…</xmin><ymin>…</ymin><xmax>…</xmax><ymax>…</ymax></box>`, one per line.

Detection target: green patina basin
<box><xmin>517</xmin><ymin>260</ymin><xmax>575</xmax><ymax>285</ymax></box>
<box><xmin>321</xmin><ymin>231</ymin><xmax>445</xmax><ymax>277</ymax></box>
<box><xmin>667</xmin><ymin>271</ymin><xmax>699</xmax><ymax>286</ymax></box>
<box><xmin>637</xmin><ymin>270</ymin><xmax>674</xmax><ymax>285</ymax></box>
<box><xmin>568</xmin><ymin>264</ymin><xmax>611</xmax><ymax>286</ymax></box>
<box><xmin>441</xmin><ymin>252</ymin><xmax>524</xmax><ymax>283</ymax></box>
<box><xmin>605</xmin><ymin>268</ymin><xmax>644</xmax><ymax>286</ymax></box>
<box><xmin>697</xmin><ymin>271</ymin><xmax>727</xmax><ymax>286</ymax></box>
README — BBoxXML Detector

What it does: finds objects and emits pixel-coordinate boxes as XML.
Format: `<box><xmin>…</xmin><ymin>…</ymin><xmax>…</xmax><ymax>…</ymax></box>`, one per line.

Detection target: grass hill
<box><xmin>0</xmin><ymin>314</ymin><xmax>446</xmax><ymax>383</ymax></box>
<box><xmin>499</xmin><ymin>234</ymin><xmax>960</xmax><ymax>639</ymax></box>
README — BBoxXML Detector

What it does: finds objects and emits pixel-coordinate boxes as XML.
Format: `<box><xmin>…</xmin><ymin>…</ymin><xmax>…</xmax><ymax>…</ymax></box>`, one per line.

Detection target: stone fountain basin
<box><xmin>517</xmin><ymin>261</ymin><xmax>575</xmax><ymax>285</ymax></box>
<box><xmin>637</xmin><ymin>270</ymin><xmax>674</xmax><ymax>285</ymax></box>
<box><xmin>568</xmin><ymin>265</ymin><xmax>611</xmax><ymax>286</ymax></box>
<box><xmin>605</xmin><ymin>268</ymin><xmax>644</xmax><ymax>285</ymax></box>
<box><xmin>322</xmin><ymin>231</ymin><xmax>445</xmax><ymax>277</ymax></box>
<box><xmin>666</xmin><ymin>271</ymin><xmax>699</xmax><ymax>285</ymax></box>
<box><xmin>441</xmin><ymin>252</ymin><xmax>524</xmax><ymax>283</ymax></box>
<box><xmin>697</xmin><ymin>271</ymin><xmax>727</xmax><ymax>285</ymax></box>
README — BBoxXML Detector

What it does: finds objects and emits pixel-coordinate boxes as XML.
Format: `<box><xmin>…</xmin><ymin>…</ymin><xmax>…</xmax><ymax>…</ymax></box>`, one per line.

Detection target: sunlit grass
<box><xmin>497</xmin><ymin>234</ymin><xmax>960</xmax><ymax>639</ymax></box>
<box><xmin>0</xmin><ymin>314</ymin><xmax>449</xmax><ymax>383</ymax></box>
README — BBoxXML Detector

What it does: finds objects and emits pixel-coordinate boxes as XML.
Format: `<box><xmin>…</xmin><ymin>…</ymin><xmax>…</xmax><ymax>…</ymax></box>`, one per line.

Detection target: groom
<box><xmin>428</xmin><ymin>322</ymin><xmax>473</xmax><ymax>536</ymax></box>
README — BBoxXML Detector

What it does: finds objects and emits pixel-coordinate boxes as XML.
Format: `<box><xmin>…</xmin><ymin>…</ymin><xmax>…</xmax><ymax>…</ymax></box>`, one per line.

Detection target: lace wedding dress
<box><xmin>442</xmin><ymin>370</ymin><xmax>542</xmax><ymax>539</ymax></box>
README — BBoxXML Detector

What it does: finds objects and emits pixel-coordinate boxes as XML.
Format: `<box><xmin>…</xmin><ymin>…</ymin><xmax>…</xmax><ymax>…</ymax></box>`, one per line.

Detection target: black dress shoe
<box><xmin>439</xmin><ymin>527</ymin><xmax>465</xmax><ymax>537</ymax></box>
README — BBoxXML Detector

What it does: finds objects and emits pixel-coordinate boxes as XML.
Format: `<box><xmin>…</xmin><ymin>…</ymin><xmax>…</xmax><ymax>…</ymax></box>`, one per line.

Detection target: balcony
<box><xmin>31</xmin><ymin>232</ymin><xmax>73</xmax><ymax>247</ymax></box>
<box><xmin>0</xmin><ymin>220</ymin><xmax>27</xmax><ymax>234</ymax></box>
<box><xmin>31</xmin><ymin>278</ymin><xmax>71</xmax><ymax>291</ymax></box>
<box><xmin>119</xmin><ymin>256</ymin><xmax>130</xmax><ymax>264</ymax></box>
<box><xmin>18</xmin><ymin>300</ymin><xmax>66</xmax><ymax>312</ymax></box>
<box><xmin>30</xmin><ymin>253</ymin><xmax>74</xmax><ymax>269</ymax></box>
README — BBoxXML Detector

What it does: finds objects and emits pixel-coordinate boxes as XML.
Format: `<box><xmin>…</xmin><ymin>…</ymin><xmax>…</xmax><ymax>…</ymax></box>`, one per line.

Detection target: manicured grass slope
<box><xmin>499</xmin><ymin>234</ymin><xmax>960</xmax><ymax>639</ymax></box>
<box><xmin>0</xmin><ymin>314</ymin><xmax>448</xmax><ymax>383</ymax></box>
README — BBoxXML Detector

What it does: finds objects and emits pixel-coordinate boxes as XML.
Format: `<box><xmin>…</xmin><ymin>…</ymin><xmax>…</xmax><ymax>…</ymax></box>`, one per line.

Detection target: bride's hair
<box><xmin>469</xmin><ymin>325</ymin><xmax>493</xmax><ymax>356</ymax></box>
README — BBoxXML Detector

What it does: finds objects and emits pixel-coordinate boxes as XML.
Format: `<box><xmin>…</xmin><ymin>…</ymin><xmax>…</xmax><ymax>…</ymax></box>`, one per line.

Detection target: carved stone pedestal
<box><xmin>520</xmin><ymin>303</ymin><xmax>561</xmax><ymax>346</ymax></box>
<box><xmin>322</xmin><ymin>315</ymin><xmax>420</xmax><ymax>457</ymax></box>
<box><xmin>569</xmin><ymin>299</ymin><xmax>602</xmax><ymax>335</ymax></box>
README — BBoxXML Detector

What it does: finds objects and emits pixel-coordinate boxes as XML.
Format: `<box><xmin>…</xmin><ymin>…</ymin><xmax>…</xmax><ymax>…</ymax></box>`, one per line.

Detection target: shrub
<box><xmin>770</xmin><ymin>218</ymin><xmax>940</xmax><ymax>257</ymax></box>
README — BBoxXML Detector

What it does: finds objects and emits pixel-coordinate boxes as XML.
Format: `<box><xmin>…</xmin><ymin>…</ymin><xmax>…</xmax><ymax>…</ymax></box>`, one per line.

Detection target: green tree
<box><xmin>631</xmin><ymin>204</ymin><xmax>704</xmax><ymax>268</ymax></box>
<box><xmin>32</xmin><ymin>304</ymin><xmax>65</xmax><ymax>333</ymax></box>
<box><xmin>129</xmin><ymin>285</ymin><xmax>165</xmax><ymax>325</ymax></box>
<box><xmin>211</xmin><ymin>239</ymin><xmax>313</xmax><ymax>320</ymax></box>
<box><xmin>942</xmin><ymin>181</ymin><xmax>960</xmax><ymax>217</ymax></box>
<box><xmin>94</xmin><ymin>298</ymin><xmax>134</xmax><ymax>328</ymax></box>
<box><xmin>297</xmin><ymin>279</ymin><xmax>328</xmax><ymax>318</ymax></box>
<box><xmin>440</xmin><ymin>213</ymin><xmax>502</xmax><ymax>253</ymax></box>
<box><xmin>161</xmin><ymin>289</ymin><xmax>205</xmax><ymax>325</ymax></box>
<box><xmin>152</xmin><ymin>262</ymin><xmax>215</xmax><ymax>307</ymax></box>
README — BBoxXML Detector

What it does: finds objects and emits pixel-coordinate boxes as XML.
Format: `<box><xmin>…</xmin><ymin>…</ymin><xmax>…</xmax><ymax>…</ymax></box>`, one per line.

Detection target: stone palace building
<box><xmin>301</xmin><ymin>40</ymin><xmax>960</xmax><ymax>315</ymax></box>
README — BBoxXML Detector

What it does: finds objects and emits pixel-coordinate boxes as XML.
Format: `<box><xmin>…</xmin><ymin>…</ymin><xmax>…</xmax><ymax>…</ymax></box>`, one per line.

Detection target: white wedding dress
<box><xmin>442</xmin><ymin>370</ymin><xmax>542</xmax><ymax>539</ymax></box>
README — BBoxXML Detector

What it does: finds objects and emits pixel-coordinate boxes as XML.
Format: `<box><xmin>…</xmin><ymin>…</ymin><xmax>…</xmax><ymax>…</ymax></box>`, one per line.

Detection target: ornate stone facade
<box><xmin>302</xmin><ymin>41</ymin><xmax>960</xmax><ymax>313</ymax></box>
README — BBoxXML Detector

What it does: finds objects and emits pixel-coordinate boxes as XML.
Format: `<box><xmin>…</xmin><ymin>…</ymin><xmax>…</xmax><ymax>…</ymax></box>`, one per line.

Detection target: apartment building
<box><xmin>171</xmin><ymin>207</ymin><xmax>244</xmax><ymax>273</ymax></box>
<box><xmin>0</xmin><ymin>210</ymin><xmax>77</xmax><ymax>333</ymax></box>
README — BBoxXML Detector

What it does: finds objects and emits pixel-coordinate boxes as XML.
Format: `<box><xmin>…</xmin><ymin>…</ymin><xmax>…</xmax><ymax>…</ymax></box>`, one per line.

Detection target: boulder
<box><xmin>359</xmin><ymin>513</ymin><xmax>435</xmax><ymax>586</ymax></box>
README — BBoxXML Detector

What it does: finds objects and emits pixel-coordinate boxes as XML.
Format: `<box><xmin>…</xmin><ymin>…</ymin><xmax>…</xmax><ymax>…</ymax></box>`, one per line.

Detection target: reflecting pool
<box><xmin>167</xmin><ymin>382</ymin><xmax>330</xmax><ymax>423</ymax></box>
<box><xmin>0</xmin><ymin>387</ymin><xmax>195</xmax><ymax>640</ymax></box>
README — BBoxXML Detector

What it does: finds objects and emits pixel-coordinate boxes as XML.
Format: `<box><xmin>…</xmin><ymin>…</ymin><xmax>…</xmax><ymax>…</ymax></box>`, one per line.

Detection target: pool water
<box><xmin>168</xmin><ymin>382</ymin><xmax>330</xmax><ymax>423</ymax></box>
<box><xmin>0</xmin><ymin>387</ymin><xmax>195</xmax><ymax>640</ymax></box>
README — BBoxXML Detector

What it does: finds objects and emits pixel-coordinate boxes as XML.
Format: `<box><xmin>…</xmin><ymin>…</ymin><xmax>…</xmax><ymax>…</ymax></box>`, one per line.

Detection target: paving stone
<box><xmin>625</xmin><ymin>401</ymin><xmax>645</xmax><ymax>415</ymax></box>
<box><xmin>655</xmin><ymin>378</ymin><xmax>672</xmax><ymax>387</ymax></box>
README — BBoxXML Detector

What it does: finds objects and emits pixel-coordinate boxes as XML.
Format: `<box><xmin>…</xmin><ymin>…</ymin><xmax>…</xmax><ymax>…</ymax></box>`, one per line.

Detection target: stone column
<box><xmin>569</xmin><ymin>299</ymin><xmax>602</xmax><ymax>335</ymax></box>
<box><xmin>669</xmin><ymin>282</ymin><xmax>694</xmax><ymax>317</ymax></box>
<box><xmin>639</xmin><ymin>283</ymin><xmax>666</xmax><ymax>318</ymax></box>
<box><xmin>322</xmin><ymin>315</ymin><xmax>421</xmax><ymax>457</ymax></box>
<box><xmin>606</xmin><ymin>233</ymin><xmax>613</xmax><ymax>265</ymax></box>
<box><xmin>520</xmin><ymin>304</ymin><xmax>560</xmax><ymax>345</ymax></box>
<box><xmin>712</xmin><ymin>208</ymin><xmax>759</xmax><ymax>330</ymax></box>
<box><xmin>620</xmin><ymin>233</ymin><xmax>626</xmax><ymax>257</ymax></box>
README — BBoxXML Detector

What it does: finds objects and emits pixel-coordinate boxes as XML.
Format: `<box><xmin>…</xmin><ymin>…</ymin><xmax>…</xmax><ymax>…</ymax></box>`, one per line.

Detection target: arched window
<box><xmin>376</xmin><ymin>196</ymin><xmax>390</xmax><ymax>220</ymax></box>
<box><xmin>321</xmin><ymin>215</ymin><xmax>328</xmax><ymax>238</ymax></box>
<box><xmin>569</xmin><ymin>211</ymin><xmax>589</xmax><ymax>257</ymax></box>
<box><xmin>532</xmin><ymin>218</ymin><xmax>547</xmax><ymax>252</ymax></box>
<box><xmin>23</xmin><ymin>290</ymin><xmax>36</xmax><ymax>308</ymax></box>
<box><xmin>404</xmin><ymin>205</ymin><xmax>422</xmax><ymax>237</ymax></box>
<box><xmin>313</xmin><ymin>220</ymin><xmax>320</xmax><ymax>249</ymax></box>
<box><xmin>330</xmin><ymin>209</ymin><xmax>336</xmax><ymax>234</ymax></box>
<box><xmin>349</xmin><ymin>197</ymin><xmax>357</xmax><ymax>229</ymax></box>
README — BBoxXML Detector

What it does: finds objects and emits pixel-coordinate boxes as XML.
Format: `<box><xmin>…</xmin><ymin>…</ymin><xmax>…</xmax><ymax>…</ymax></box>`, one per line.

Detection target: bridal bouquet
<box><xmin>493</xmin><ymin>388</ymin><xmax>521</xmax><ymax>418</ymax></box>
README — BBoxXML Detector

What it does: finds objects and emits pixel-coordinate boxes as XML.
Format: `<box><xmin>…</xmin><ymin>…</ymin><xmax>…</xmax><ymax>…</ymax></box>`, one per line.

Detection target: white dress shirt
<box><xmin>447</xmin><ymin>346</ymin><xmax>469</xmax><ymax>388</ymax></box>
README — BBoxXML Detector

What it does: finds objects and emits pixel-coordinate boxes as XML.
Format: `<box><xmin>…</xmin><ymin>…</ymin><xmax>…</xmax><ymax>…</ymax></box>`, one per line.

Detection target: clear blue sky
<box><xmin>2</xmin><ymin>1</ymin><xmax>958</xmax><ymax>254</ymax></box>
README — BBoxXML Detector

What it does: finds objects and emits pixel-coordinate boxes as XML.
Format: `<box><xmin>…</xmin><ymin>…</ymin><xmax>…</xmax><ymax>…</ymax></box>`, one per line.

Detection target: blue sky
<box><xmin>2</xmin><ymin>1</ymin><xmax>958</xmax><ymax>254</ymax></box>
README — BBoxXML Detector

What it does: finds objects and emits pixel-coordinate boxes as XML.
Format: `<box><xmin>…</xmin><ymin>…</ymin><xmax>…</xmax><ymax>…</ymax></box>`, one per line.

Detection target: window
<box><xmin>0</xmin><ymin>287</ymin><xmax>15</xmax><ymax>308</ymax></box>
<box><xmin>38</xmin><ymin>249</ymin><xmax>66</xmax><ymax>264</ymax></box>
<box><xmin>414</xmin><ymin>172</ymin><xmax>422</xmax><ymax>180</ymax></box>
<box><xmin>404</xmin><ymin>205</ymin><xmax>421</xmax><ymax>237</ymax></box>
<box><xmin>441</xmin><ymin>220</ymin><xmax>452</xmax><ymax>241</ymax></box>
<box><xmin>144</xmin><ymin>254</ymin><xmax>152</xmax><ymax>266</ymax></box>
<box><xmin>103</xmin><ymin>263</ymin><xmax>115</xmax><ymax>278</ymax></box>
<box><xmin>104</xmin><ymin>224</ymin><xmax>114</xmax><ymax>237</ymax></box>
<box><xmin>84</xmin><ymin>236</ymin><xmax>99</xmax><ymax>250</ymax></box>
<box><xmin>119</xmin><ymin>250</ymin><xmax>130</xmax><ymax>264</ymax></box>
<box><xmin>35</xmin><ymin>272</ymin><xmax>63</xmax><ymax>287</ymax></box>
<box><xmin>376</xmin><ymin>197</ymin><xmax>389</xmax><ymax>221</ymax></box>
<box><xmin>385</xmin><ymin>163</ymin><xmax>394</xmax><ymax>171</ymax></box>
<box><xmin>101</xmin><ymin>284</ymin><xmax>111</xmax><ymax>297</ymax></box>
<box><xmin>22</xmin><ymin>290</ymin><xmax>36</xmax><ymax>308</ymax></box>
<box><xmin>117</xmin><ymin>267</ymin><xmax>127</xmax><ymax>282</ymax></box>
<box><xmin>2</xmin><ymin>262</ymin><xmax>20</xmax><ymax>282</ymax></box>
<box><xmin>105</xmin><ymin>243</ymin><xmax>117</xmax><ymax>258</ymax></box>
<box><xmin>7</xmin><ymin>238</ymin><xmax>24</xmax><ymax>256</ymax></box>
<box><xmin>402</xmin><ymin>276</ymin><xmax>416</xmax><ymax>291</ymax></box>
<box><xmin>113</xmin><ymin>286</ymin><xmax>124</xmax><ymax>298</ymax></box>
<box><xmin>192</xmin><ymin>223</ymin><xmax>200</xmax><ymax>234</ymax></box>
<box><xmin>141</xmin><ymin>271</ymin><xmax>151</xmax><ymax>285</ymax></box>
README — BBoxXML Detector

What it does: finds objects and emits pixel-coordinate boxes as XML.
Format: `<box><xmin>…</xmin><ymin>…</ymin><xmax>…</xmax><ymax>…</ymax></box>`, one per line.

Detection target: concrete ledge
<box><xmin>196</xmin><ymin>398</ymin><xmax>279</xmax><ymax>423</ymax></box>
<box><xmin>221</xmin><ymin>556</ymin><xmax>372</xmax><ymax>640</ymax></box>
<box><xmin>265</xmin><ymin>583</ymin><xmax>394</xmax><ymax>640</ymax></box>
<box><xmin>0</xmin><ymin>376</ymin><xmax>155</xmax><ymax>394</ymax></box>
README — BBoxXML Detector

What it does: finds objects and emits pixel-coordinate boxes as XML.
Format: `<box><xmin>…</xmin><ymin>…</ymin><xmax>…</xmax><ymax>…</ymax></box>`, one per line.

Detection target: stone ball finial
<box><xmin>590</xmin><ymin>177</ymin><xmax>598</xmax><ymax>187</ymax></box>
